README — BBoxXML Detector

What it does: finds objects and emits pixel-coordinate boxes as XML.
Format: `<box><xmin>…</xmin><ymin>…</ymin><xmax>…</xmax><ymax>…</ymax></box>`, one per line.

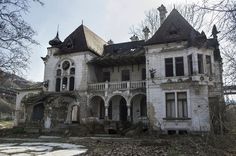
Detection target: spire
<box><xmin>49</xmin><ymin>28</ymin><xmax>62</xmax><ymax>47</ymax></box>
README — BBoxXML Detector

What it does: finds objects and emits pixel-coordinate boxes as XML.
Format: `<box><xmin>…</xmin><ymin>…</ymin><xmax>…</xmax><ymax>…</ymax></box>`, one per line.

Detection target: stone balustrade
<box><xmin>88</xmin><ymin>80</ymin><xmax>146</xmax><ymax>91</ymax></box>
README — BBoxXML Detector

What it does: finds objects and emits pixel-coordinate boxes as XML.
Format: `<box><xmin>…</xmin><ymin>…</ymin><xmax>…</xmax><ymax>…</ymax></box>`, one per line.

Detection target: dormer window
<box><xmin>169</xmin><ymin>25</ymin><xmax>178</xmax><ymax>35</ymax></box>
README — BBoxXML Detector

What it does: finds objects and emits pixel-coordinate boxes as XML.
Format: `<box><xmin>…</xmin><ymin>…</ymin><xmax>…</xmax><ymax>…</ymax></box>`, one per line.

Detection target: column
<box><xmin>105</xmin><ymin>106</ymin><xmax>109</xmax><ymax>120</ymax></box>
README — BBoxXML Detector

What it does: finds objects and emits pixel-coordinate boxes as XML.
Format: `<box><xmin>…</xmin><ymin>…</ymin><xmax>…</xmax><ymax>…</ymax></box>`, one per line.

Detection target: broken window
<box><xmin>55</xmin><ymin>78</ymin><xmax>61</xmax><ymax>92</ymax></box>
<box><xmin>56</xmin><ymin>69</ymin><xmax>61</xmax><ymax>76</ymax></box>
<box><xmin>62</xmin><ymin>77</ymin><xmax>68</xmax><ymax>90</ymax></box>
<box><xmin>206</xmin><ymin>55</ymin><xmax>212</xmax><ymax>76</ymax></box>
<box><xmin>121</xmin><ymin>70</ymin><xmax>130</xmax><ymax>81</ymax></box>
<box><xmin>177</xmin><ymin>92</ymin><xmax>188</xmax><ymax>118</ymax></box>
<box><xmin>188</xmin><ymin>54</ymin><xmax>193</xmax><ymax>75</ymax></box>
<box><xmin>70</xmin><ymin>68</ymin><xmax>75</xmax><ymax>75</ymax></box>
<box><xmin>103</xmin><ymin>71</ymin><xmax>110</xmax><ymax>82</ymax></box>
<box><xmin>175</xmin><ymin>57</ymin><xmax>184</xmax><ymax>76</ymax></box>
<box><xmin>142</xmin><ymin>68</ymin><xmax>146</xmax><ymax>80</ymax></box>
<box><xmin>69</xmin><ymin>77</ymin><xmax>75</xmax><ymax>91</ymax></box>
<box><xmin>165</xmin><ymin>58</ymin><xmax>173</xmax><ymax>77</ymax></box>
<box><xmin>198</xmin><ymin>54</ymin><xmax>204</xmax><ymax>74</ymax></box>
<box><xmin>166</xmin><ymin>93</ymin><xmax>175</xmax><ymax>118</ymax></box>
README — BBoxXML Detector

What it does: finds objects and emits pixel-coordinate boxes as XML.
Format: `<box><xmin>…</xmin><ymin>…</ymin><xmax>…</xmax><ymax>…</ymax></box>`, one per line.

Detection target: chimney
<box><xmin>130</xmin><ymin>35</ymin><xmax>139</xmax><ymax>41</ymax></box>
<box><xmin>158</xmin><ymin>4</ymin><xmax>167</xmax><ymax>25</ymax></box>
<box><xmin>143</xmin><ymin>26</ymin><xmax>150</xmax><ymax>41</ymax></box>
<box><xmin>107</xmin><ymin>39</ymin><xmax>114</xmax><ymax>45</ymax></box>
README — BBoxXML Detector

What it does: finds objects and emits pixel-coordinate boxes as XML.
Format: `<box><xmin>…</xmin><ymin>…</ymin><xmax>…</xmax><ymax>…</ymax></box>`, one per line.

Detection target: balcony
<box><xmin>88</xmin><ymin>80</ymin><xmax>146</xmax><ymax>91</ymax></box>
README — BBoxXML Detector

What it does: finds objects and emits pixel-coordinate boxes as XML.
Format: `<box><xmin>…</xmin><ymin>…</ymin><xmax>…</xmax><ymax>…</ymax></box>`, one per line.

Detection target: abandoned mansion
<box><xmin>14</xmin><ymin>5</ymin><xmax>224</xmax><ymax>134</ymax></box>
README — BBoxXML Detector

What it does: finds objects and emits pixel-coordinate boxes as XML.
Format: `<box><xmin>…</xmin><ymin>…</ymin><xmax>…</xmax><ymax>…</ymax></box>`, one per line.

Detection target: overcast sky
<box><xmin>24</xmin><ymin>0</ymin><xmax>197</xmax><ymax>82</ymax></box>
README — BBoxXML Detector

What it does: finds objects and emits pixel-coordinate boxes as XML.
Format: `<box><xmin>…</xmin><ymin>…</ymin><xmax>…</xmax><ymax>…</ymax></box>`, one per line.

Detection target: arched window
<box><xmin>62</xmin><ymin>77</ymin><xmax>68</xmax><ymax>90</ymax></box>
<box><xmin>69</xmin><ymin>77</ymin><xmax>75</xmax><ymax>91</ymax></box>
<box><xmin>55</xmin><ymin>78</ymin><xmax>61</xmax><ymax>92</ymax></box>
<box><xmin>70</xmin><ymin>68</ymin><xmax>75</xmax><ymax>75</ymax></box>
<box><xmin>56</xmin><ymin>69</ymin><xmax>61</xmax><ymax>76</ymax></box>
<box><xmin>55</xmin><ymin>60</ymin><xmax>75</xmax><ymax>92</ymax></box>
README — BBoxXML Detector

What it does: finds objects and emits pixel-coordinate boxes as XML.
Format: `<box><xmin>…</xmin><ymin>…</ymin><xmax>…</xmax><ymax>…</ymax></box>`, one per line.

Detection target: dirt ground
<box><xmin>73</xmin><ymin>135</ymin><xmax>236</xmax><ymax>156</ymax></box>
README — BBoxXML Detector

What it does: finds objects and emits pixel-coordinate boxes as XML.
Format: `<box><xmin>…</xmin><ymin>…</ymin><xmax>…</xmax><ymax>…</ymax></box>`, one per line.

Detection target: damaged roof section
<box><xmin>54</xmin><ymin>24</ymin><xmax>106</xmax><ymax>56</ymax></box>
<box><xmin>88</xmin><ymin>40</ymin><xmax>145</xmax><ymax>67</ymax></box>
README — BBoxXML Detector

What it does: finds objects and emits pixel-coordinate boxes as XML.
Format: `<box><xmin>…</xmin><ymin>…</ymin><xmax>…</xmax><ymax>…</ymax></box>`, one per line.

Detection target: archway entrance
<box><xmin>32</xmin><ymin>103</ymin><xmax>44</xmax><ymax>121</ymax></box>
<box><xmin>130</xmin><ymin>94</ymin><xmax>147</xmax><ymax>123</ymax></box>
<box><xmin>89</xmin><ymin>96</ymin><xmax>105</xmax><ymax>119</ymax></box>
<box><xmin>108</xmin><ymin>95</ymin><xmax>127</xmax><ymax>121</ymax></box>
<box><xmin>71</xmin><ymin>105</ymin><xmax>80</xmax><ymax>123</ymax></box>
<box><xmin>120</xmin><ymin>98</ymin><xmax>127</xmax><ymax>122</ymax></box>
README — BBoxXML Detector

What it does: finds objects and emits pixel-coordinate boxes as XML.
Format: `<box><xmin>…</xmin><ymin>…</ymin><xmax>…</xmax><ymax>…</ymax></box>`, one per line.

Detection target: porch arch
<box><xmin>130</xmin><ymin>93</ymin><xmax>147</xmax><ymax>123</ymax></box>
<box><xmin>89</xmin><ymin>96</ymin><xmax>105</xmax><ymax>119</ymax></box>
<box><xmin>108</xmin><ymin>95</ymin><xmax>128</xmax><ymax>122</ymax></box>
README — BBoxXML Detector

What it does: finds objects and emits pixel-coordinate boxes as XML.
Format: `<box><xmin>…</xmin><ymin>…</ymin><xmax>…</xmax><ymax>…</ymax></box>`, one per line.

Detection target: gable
<box><xmin>56</xmin><ymin>25</ymin><xmax>106</xmax><ymax>56</ymax></box>
<box><xmin>145</xmin><ymin>9</ymin><xmax>200</xmax><ymax>45</ymax></box>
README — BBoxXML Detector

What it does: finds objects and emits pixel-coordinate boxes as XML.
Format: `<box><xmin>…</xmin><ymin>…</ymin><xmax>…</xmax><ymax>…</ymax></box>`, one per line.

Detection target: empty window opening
<box><xmin>103</xmin><ymin>71</ymin><xmax>110</xmax><ymax>82</ymax></box>
<box><xmin>62</xmin><ymin>77</ymin><xmax>68</xmax><ymax>90</ymax></box>
<box><xmin>142</xmin><ymin>68</ymin><xmax>146</xmax><ymax>80</ymax></box>
<box><xmin>121</xmin><ymin>70</ymin><xmax>130</xmax><ymax>81</ymax></box>
<box><xmin>175</xmin><ymin>57</ymin><xmax>184</xmax><ymax>76</ymax></box>
<box><xmin>198</xmin><ymin>54</ymin><xmax>204</xmax><ymax>74</ymax></box>
<box><xmin>70</xmin><ymin>68</ymin><xmax>75</xmax><ymax>75</ymax></box>
<box><xmin>69</xmin><ymin>77</ymin><xmax>75</xmax><ymax>91</ymax></box>
<box><xmin>206</xmin><ymin>55</ymin><xmax>212</xmax><ymax>76</ymax></box>
<box><xmin>168</xmin><ymin>130</ymin><xmax>177</xmax><ymax>135</ymax></box>
<box><xmin>188</xmin><ymin>54</ymin><xmax>193</xmax><ymax>75</ymax></box>
<box><xmin>165</xmin><ymin>58</ymin><xmax>174</xmax><ymax>77</ymax></box>
<box><xmin>55</xmin><ymin>78</ymin><xmax>61</xmax><ymax>92</ymax></box>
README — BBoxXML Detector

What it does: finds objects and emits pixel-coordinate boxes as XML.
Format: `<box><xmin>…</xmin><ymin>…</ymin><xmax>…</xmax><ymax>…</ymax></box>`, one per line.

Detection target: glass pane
<box><xmin>70</xmin><ymin>68</ymin><xmax>75</xmax><ymax>75</ymax></box>
<box><xmin>165</xmin><ymin>58</ymin><xmax>173</xmax><ymax>77</ymax></box>
<box><xmin>175</xmin><ymin>57</ymin><xmax>184</xmax><ymax>76</ymax></box>
<box><xmin>166</xmin><ymin>93</ymin><xmax>175</xmax><ymax>100</ymax></box>
<box><xmin>56</xmin><ymin>69</ymin><xmax>61</xmax><ymax>76</ymax></box>
<box><xmin>177</xmin><ymin>92</ymin><xmax>187</xmax><ymax>99</ymax></box>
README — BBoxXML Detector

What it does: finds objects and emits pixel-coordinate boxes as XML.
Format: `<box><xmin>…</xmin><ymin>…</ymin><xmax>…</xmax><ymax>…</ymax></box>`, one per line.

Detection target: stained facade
<box><xmin>14</xmin><ymin>6</ymin><xmax>223</xmax><ymax>133</ymax></box>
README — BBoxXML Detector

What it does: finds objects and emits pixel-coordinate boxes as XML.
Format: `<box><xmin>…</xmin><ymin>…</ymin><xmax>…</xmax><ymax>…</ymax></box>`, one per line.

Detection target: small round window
<box><xmin>62</xmin><ymin>61</ymin><xmax>70</xmax><ymax>70</ymax></box>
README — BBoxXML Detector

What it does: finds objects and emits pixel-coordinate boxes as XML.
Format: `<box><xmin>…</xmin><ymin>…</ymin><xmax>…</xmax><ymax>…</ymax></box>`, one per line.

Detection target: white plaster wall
<box><xmin>44</xmin><ymin>48</ymin><xmax>95</xmax><ymax>91</ymax></box>
<box><xmin>145</xmin><ymin>42</ymin><xmax>213</xmax><ymax>132</ymax></box>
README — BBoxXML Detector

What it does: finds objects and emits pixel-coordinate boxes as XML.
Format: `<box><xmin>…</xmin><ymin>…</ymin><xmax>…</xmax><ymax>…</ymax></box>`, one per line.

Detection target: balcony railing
<box><xmin>88</xmin><ymin>80</ymin><xmax>146</xmax><ymax>91</ymax></box>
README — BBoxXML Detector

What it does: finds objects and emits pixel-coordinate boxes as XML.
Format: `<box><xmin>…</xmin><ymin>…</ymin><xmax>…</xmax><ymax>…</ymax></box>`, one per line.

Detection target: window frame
<box><xmin>175</xmin><ymin>57</ymin><xmax>184</xmax><ymax>76</ymax></box>
<box><xmin>121</xmin><ymin>69</ymin><xmax>130</xmax><ymax>81</ymax></box>
<box><xmin>165</xmin><ymin>91</ymin><xmax>189</xmax><ymax>119</ymax></box>
<box><xmin>165</xmin><ymin>58</ymin><xmax>174</xmax><ymax>77</ymax></box>
<box><xmin>198</xmin><ymin>54</ymin><xmax>204</xmax><ymax>74</ymax></box>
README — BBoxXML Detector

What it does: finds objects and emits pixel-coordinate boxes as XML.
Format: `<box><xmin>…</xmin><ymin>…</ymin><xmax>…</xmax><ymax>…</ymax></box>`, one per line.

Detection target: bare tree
<box><xmin>129</xmin><ymin>4</ymin><xmax>207</xmax><ymax>40</ymax></box>
<box><xmin>0</xmin><ymin>0</ymin><xmax>43</xmax><ymax>76</ymax></box>
<box><xmin>195</xmin><ymin>0</ymin><xmax>236</xmax><ymax>42</ymax></box>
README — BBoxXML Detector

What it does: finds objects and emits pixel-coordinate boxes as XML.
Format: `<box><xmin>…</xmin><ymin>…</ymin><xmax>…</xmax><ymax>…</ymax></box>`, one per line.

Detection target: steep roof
<box><xmin>88</xmin><ymin>40</ymin><xmax>145</xmax><ymax>67</ymax></box>
<box><xmin>56</xmin><ymin>25</ymin><xmax>106</xmax><ymax>56</ymax></box>
<box><xmin>146</xmin><ymin>9</ymin><xmax>200</xmax><ymax>45</ymax></box>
